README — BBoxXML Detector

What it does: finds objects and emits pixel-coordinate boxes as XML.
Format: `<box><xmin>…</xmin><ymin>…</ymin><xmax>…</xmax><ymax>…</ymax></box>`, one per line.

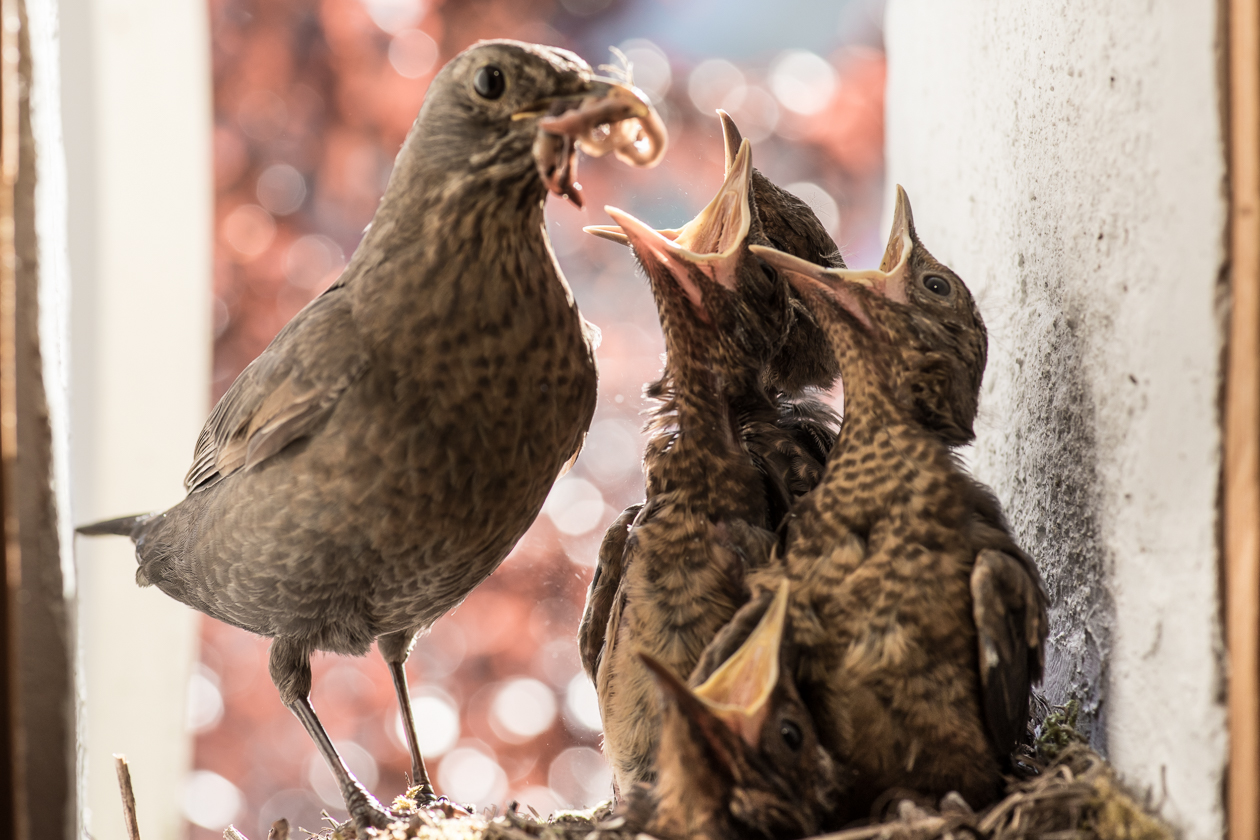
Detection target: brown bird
<box><xmin>76</xmin><ymin>40</ymin><xmax>666</xmax><ymax>831</ymax></box>
<box><xmin>583</xmin><ymin>113</ymin><xmax>842</xmax><ymax>523</ymax></box>
<box><xmin>578</xmin><ymin>139</ymin><xmax>799</xmax><ymax>793</ymax></box>
<box><xmin>616</xmin><ymin>582</ymin><xmax>842</xmax><ymax>840</ymax></box>
<box><xmin>587</xmin><ymin>110</ymin><xmax>842</xmax><ymax>395</ymax></box>
<box><xmin>746</xmin><ymin>186</ymin><xmax>1048</xmax><ymax>816</ymax></box>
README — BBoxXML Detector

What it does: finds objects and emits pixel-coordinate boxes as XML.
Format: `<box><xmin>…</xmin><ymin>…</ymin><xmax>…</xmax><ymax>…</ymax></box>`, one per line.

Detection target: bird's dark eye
<box><xmin>757</xmin><ymin>258</ymin><xmax>780</xmax><ymax>284</ymax></box>
<box><xmin>474</xmin><ymin>65</ymin><xmax>506</xmax><ymax>100</ymax></box>
<box><xmin>779</xmin><ymin>719</ymin><xmax>803</xmax><ymax>750</ymax></box>
<box><xmin>923</xmin><ymin>275</ymin><xmax>951</xmax><ymax>297</ymax></box>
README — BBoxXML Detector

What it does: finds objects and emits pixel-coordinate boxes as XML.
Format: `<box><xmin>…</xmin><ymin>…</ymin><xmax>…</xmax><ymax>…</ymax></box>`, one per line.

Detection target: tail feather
<box><xmin>76</xmin><ymin>513</ymin><xmax>154</xmax><ymax>539</ymax></box>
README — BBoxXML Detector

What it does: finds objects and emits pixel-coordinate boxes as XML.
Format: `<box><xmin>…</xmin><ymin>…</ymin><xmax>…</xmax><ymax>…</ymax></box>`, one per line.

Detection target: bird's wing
<box><xmin>971</xmin><ymin>547</ymin><xmax>1048</xmax><ymax>757</ymax></box>
<box><xmin>185</xmin><ymin>289</ymin><xmax>369</xmax><ymax>492</ymax></box>
<box><xmin>578</xmin><ymin>503</ymin><xmax>642</xmax><ymax>682</ymax></box>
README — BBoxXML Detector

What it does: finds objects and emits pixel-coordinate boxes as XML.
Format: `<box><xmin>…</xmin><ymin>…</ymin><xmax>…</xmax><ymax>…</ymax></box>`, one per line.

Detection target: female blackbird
<box><xmin>619</xmin><ymin>582</ymin><xmax>841</xmax><ymax>840</ymax></box>
<box><xmin>748</xmin><ymin>187</ymin><xmax>1047</xmax><ymax>816</ymax></box>
<box><xmin>77</xmin><ymin>40</ymin><xmax>666</xmax><ymax>831</ymax></box>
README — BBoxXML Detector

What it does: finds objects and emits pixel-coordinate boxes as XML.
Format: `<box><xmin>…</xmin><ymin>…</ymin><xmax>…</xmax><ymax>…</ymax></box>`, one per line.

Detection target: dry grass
<box><xmin>225</xmin><ymin>705</ymin><xmax>1173</xmax><ymax>840</ymax></box>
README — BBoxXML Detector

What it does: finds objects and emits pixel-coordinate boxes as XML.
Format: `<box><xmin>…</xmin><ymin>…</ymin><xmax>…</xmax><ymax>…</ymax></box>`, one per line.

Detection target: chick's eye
<box><xmin>474</xmin><ymin>65</ymin><xmax>506</xmax><ymax>100</ymax></box>
<box><xmin>757</xmin><ymin>258</ymin><xmax>780</xmax><ymax>284</ymax></box>
<box><xmin>923</xmin><ymin>275</ymin><xmax>951</xmax><ymax>297</ymax></box>
<box><xmin>779</xmin><ymin>719</ymin><xmax>803</xmax><ymax>751</ymax></box>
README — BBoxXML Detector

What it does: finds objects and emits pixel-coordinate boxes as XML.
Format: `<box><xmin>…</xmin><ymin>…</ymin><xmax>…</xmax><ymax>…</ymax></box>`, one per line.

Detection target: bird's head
<box><xmin>401</xmin><ymin>40</ymin><xmax>666</xmax><ymax>208</ymax></box>
<box><xmin>716</xmin><ymin>112</ymin><xmax>843</xmax><ymax>394</ymax></box>
<box><xmin>751</xmin><ymin>186</ymin><xmax>987</xmax><ymax>445</ymax></box>
<box><xmin>639</xmin><ymin>581</ymin><xmax>841</xmax><ymax>839</ymax></box>
<box><xmin>586</xmin><ymin>137</ymin><xmax>795</xmax><ymax>381</ymax></box>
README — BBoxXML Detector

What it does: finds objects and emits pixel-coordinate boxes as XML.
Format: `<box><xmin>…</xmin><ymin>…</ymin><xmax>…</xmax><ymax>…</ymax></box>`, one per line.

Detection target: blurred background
<box><xmin>172</xmin><ymin>0</ymin><xmax>887</xmax><ymax>835</ymax></box>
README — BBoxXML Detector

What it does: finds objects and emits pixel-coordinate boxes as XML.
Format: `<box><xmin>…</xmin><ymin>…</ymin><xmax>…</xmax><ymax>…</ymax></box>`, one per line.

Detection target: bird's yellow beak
<box><xmin>749</xmin><ymin>185</ymin><xmax>917</xmax><ymax>330</ymax></box>
<box><xmin>692</xmin><ymin>580</ymin><xmax>791</xmax><ymax>748</ymax></box>
<box><xmin>717</xmin><ymin>109</ymin><xmax>743</xmax><ymax>176</ymax></box>
<box><xmin>587</xmin><ymin>138</ymin><xmax>753</xmax><ymax>303</ymax></box>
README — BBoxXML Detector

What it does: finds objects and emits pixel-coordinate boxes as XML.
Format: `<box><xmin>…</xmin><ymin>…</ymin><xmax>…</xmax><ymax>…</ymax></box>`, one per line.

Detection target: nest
<box><xmin>224</xmin><ymin>705</ymin><xmax>1172</xmax><ymax>840</ymax></box>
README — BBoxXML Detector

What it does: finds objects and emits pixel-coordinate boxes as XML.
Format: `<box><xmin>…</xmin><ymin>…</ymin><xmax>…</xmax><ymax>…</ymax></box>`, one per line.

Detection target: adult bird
<box><xmin>748</xmin><ymin>187</ymin><xmax>1047</xmax><ymax>815</ymax></box>
<box><xmin>76</xmin><ymin>40</ymin><xmax>666</xmax><ymax>831</ymax></box>
<box><xmin>618</xmin><ymin>582</ymin><xmax>842</xmax><ymax>840</ymax></box>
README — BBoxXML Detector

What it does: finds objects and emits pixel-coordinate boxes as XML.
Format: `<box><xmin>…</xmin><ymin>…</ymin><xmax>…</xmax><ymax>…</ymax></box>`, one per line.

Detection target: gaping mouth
<box><xmin>584</xmin><ymin>138</ymin><xmax>754</xmax><ymax>316</ymax></box>
<box><xmin>522</xmin><ymin>77</ymin><xmax>667</xmax><ymax>209</ymax></box>
<box><xmin>746</xmin><ymin>186</ymin><xmax>916</xmax><ymax>332</ymax></box>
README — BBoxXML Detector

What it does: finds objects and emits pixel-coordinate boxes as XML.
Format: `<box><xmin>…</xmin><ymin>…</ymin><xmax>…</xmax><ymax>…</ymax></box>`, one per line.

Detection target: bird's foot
<box><xmin>403</xmin><ymin>780</ymin><xmax>437</xmax><ymax>805</ymax></box>
<box><xmin>343</xmin><ymin>781</ymin><xmax>404</xmax><ymax>836</ymax></box>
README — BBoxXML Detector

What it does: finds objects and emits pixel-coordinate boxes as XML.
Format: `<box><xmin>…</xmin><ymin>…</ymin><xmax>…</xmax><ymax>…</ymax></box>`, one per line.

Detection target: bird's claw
<box><xmin>343</xmin><ymin>781</ymin><xmax>403</xmax><ymax>835</ymax></box>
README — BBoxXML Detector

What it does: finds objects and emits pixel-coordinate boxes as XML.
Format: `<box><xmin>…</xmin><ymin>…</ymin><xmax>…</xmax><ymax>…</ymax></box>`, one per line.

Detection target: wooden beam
<box><xmin>0</xmin><ymin>0</ymin><xmax>23</xmax><ymax>834</ymax></box>
<box><xmin>1227</xmin><ymin>0</ymin><xmax>1260</xmax><ymax>836</ymax></box>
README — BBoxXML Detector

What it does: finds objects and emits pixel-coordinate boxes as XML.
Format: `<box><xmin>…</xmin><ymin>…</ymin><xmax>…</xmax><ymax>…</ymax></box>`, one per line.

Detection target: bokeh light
<box><xmin>183</xmin><ymin>770</ymin><xmax>243</xmax><ymax>831</ymax></box>
<box><xmin>185</xmin><ymin>665</ymin><xmax>224</xmax><ymax>734</ymax></box>
<box><xmin>439</xmin><ymin>746</ymin><xmax>509</xmax><ymax>804</ymax></box>
<box><xmin>392</xmin><ymin>690</ymin><xmax>461</xmax><ymax>757</ymax></box>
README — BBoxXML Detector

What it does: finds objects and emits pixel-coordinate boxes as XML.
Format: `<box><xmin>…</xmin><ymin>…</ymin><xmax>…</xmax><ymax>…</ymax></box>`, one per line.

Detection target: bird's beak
<box><xmin>692</xmin><ymin>580</ymin><xmax>791</xmax><ymax>748</ymax></box>
<box><xmin>589</xmin><ymin>138</ymin><xmax>753</xmax><ymax>313</ymax></box>
<box><xmin>717</xmin><ymin>110</ymin><xmax>743</xmax><ymax>175</ymax></box>
<box><xmin>749</xmin><ymin>186</ymin><xmax>917</xmax><ymax>331</ymax></box>
<box><xmin>638</xmin><ymin>652</ymin><xmax>749</xmax><ymax>781</ymax></box>
<box><xmin>523</xmin><ymin>76</ymin><xmax>667</xmax><ymax>209</ymax></box>
<box><xmin>750</xmin><ymin>245</ymin><xmax>878</xmax><ymax>332</ymax></box>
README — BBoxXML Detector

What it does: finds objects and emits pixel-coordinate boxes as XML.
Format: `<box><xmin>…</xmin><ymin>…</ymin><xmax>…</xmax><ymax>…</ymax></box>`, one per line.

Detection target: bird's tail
<box><xmin>75</xmin><ymin>513</ymin><xmax>155</xmax><ymax>539</ymax></box>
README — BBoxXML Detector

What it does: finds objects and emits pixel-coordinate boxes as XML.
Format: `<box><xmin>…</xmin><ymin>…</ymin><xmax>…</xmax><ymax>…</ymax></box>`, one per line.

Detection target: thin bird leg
<box><xmin>388</xmin><ymin>660</ymin><xmax>436</xmax><ymax>800</ymax></box>
<box><xmin>287</xmin><ymin>696</ymin><xmax>395</xmax><ymax>831</ymax></box>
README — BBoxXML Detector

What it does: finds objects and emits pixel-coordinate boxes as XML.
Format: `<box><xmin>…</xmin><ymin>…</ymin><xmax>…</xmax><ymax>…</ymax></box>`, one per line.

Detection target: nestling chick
<box><xmin>77</xmin><ymin>40</ymin><xmax>666</xmax><ymax>831</ymax></box>
<box><xmin>579</xmin><ymin>140</ymin><xmax>790</xmax><ymax>793</ymax></box>
<box><xmin>748</xmin><ymin>186</ymin><xmax>1048</xmax><ymax>816</ymax></box>
<box><xmin>618</xmin><ymin>582</ymin><xmax>841</xmax><ymax>840</ymax></box>
<box><xmin>584</xmin><ymin>113</ymin><xmax>841</xmax><ymax>525</ymax></box>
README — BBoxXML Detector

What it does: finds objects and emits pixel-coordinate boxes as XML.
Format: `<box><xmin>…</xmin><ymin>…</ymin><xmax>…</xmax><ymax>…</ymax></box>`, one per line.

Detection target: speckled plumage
<box><xmin>580</xmin><ymin>143</ymin><xmax>799</xmax><ymax>793</ymax></box>
<box><xmin>617</xmin><ymin>586</ymin><xmax>841</xmax><ymax>840</ymax></box>
<box><xmin>579</xmin><ymin>134</ymin><xmax>844</xmax><ymax>794</ymax></box>
<box><xmin>747</xmin><ymin>188</ymin><xmax>1047</xmax><ymax>817</ymax></box>
<box><xmin>78</xmin><ymin>40</ymin><xmax>669</xmax><ymax>830</ymax></box>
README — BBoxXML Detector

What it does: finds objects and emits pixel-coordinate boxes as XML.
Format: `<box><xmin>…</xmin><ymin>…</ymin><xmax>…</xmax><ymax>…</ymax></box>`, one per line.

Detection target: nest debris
<box><xmin>224</xmin><ymin>705</ymin><xmax>1174</xmax><ymax>840</ymax></box>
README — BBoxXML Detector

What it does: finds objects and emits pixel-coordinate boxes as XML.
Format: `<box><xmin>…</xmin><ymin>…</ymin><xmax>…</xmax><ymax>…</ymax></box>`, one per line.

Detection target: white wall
<box><xmin>62</xmin><ymin>0</ymin><xmax>213</xmax><ymax>836</ymax></box>
<box><xmin>886</xmin><ymin>3</ymin><xmax>1227</xmax><ymax>838</ymax></box>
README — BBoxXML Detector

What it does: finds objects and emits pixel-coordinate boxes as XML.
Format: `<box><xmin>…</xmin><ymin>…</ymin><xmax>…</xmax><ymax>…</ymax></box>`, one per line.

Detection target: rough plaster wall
<box><xmin>886</xmin><ymin>3</ymin><xmax>1227</xmax><ymax>837</ymax></box>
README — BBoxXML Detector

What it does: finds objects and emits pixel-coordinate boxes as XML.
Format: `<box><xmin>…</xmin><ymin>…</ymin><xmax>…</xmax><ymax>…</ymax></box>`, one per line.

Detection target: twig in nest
<box><xmin>113</xmin><ymin>754</ymin><xmax>142</xmax><ymax>840</ymax></box>
<box><xmin>223</xmin><ymin>826</ymin><xmax>250</xmax><ymax>840</ymax></box>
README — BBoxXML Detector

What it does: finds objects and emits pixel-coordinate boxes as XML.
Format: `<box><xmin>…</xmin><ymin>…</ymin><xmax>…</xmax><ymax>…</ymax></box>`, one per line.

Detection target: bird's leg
<box><xmin>388</xmin><ymin>661</ymin><xmax>436</xmax><ymax>799</ymax></box>
<box><xmin>379</xmin><ymin>629</ymin><xmax>436</xmax><ymax>802</ymax></box>
<box><xmin>288</xmin><ymin>695</ymin><xmax>397</xmax><ymax>832</ymax></box>
<box><xmin>271</xmin><ymin>639</ymin><xmax>396</xmax><ymax>833</ymax></box>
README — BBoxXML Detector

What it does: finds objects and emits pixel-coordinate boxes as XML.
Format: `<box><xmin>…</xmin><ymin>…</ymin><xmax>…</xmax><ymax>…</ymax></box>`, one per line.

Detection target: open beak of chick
<box><xmin>638</xmin><ymin>580</ymin><xmax>792</xmax><ymax>778</ymax></box>
<box><xmin>749</xmin><ymin>185</ymin><xmax>917</xmax><ymax>332</ymax></box>
<box><xmin>522</xmin><ymin>76</ymin><xmax>667</xmax><ymax>208</ymax></box>
<box><xmin>586</xmin><ymin>138</ymin><xmax>754</xmax><ymax>320</ymax></box>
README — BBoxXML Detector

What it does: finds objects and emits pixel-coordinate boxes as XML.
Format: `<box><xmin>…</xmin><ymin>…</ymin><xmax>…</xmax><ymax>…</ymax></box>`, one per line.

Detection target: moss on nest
<box><xmin>231</xmin><ymin>706</ymin><xmax>1173</xmax><ymax>840</ymax></box>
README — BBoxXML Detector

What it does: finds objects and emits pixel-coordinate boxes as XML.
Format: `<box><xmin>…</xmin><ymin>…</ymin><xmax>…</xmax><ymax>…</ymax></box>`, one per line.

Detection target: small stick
<box><xmin>223</xmin><ymin>827</ymin><xmax>249</xmax><ymax>840</ymax></box>
<box><xmin>113</xmin><ymin>754</ymin><xmax>142</xmax><ymax>840</ymax></box>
